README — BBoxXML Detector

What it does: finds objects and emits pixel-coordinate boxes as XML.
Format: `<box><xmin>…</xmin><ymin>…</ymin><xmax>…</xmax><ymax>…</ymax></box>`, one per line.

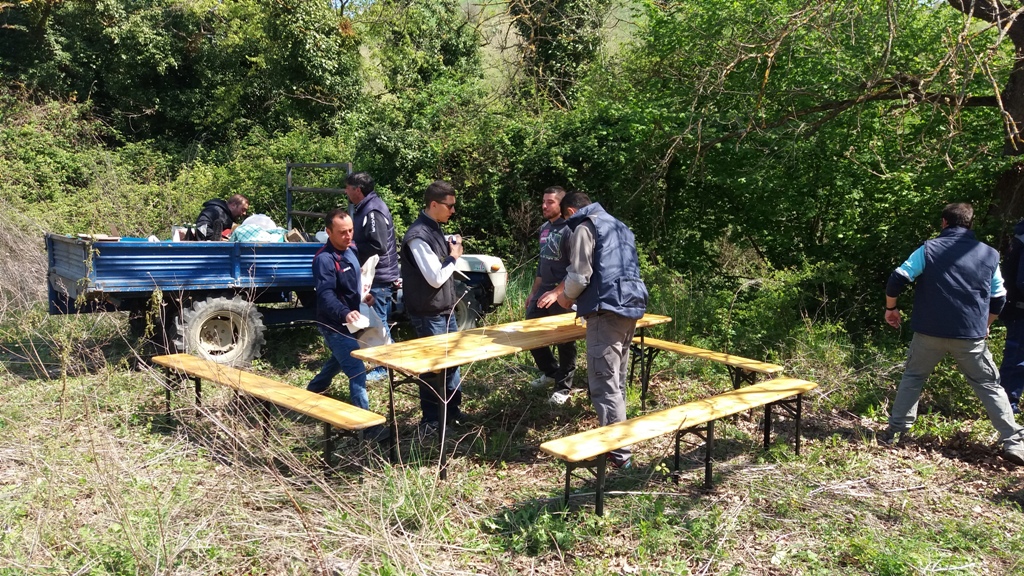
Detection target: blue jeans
<box><xmin>369</xmin><ymin>284</ymin><xmax>394</xmax><ymax>344</ymax></box>
<box><xmin>409</xmin><ymin>312</ymin><xmax>462</xmax><ymax>424</ymax></box>
<box><xmin>1001</xmin><ymin>319</ymin><xmax>1024</xmax><ymax>414</ymax></box>
<box><xmin>307</xmin><ymin>326</ymin><xmax>369</xmax><ymax>410</ymax></box>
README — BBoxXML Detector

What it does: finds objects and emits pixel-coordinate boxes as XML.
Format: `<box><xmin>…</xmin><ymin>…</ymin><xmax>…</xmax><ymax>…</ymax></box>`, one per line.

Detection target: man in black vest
<box><xmin>882</xmin><ymin>203</ymin><xmax>1024</xmax><ymax>465</ymax></box>
<box><xmin>999</xmin><ymin>219</ymin><xmax>1024</xmax><ymax>415</ymax></box>
<box><xmin>195</xmin><ymin>194</ymin><xmax>248</xmax><ymax>241</ymax></box>
<box><xmin>346</xmin><ymin>171</ymin><xmax>400</xmax><ymax>382</ymax></box>
<box><xmin>400</xmin><ymin>180</ymin><xmax>464</xmax><ymax>438</ymax></box>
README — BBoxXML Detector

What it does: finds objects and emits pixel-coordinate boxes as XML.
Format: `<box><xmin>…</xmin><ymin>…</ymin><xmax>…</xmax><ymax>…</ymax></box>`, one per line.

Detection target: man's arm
<box><xmin>990</xmin><ymin>265</ymin><xmax>1007</xmax><ymax>328</ymax></box>
<box><xmin>884</xmin><ymin>245</ymin><xmax>926</xmax><ymax>328</ymax></box>
<box><xmin>409</xmin><ymin>238</ymin><xmax>461</xmax><ymax>289</ymax></box>
<box><xmin>561</xmin><ymin>221</ymin><xmax>595</xmax><ymax>301</ymax></box>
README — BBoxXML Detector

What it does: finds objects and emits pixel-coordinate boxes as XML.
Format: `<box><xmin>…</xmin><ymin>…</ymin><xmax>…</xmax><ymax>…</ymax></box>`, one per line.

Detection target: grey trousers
<box><xmin>586</xmin><ymin>312</ymin><xmax>637</xmax><ymax>464</ymax></box>
<box><xmin>890</xmin><ymin>332</ymin><xmax>1024</xmax><ymax>450</ymax></box>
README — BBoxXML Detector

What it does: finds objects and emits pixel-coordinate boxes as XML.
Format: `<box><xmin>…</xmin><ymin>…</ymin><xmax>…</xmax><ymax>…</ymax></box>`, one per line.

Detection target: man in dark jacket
<box><xmin>882</xmin><ymin>203</ymin><xmax>1024</xmax><ymax>465</ymax></box>
<box><xmin>345</xmin><ymin>172</ymin><xmax>399</xmax><ymax>381</ymax></box>
<box><xmin>195</xmin><ymin>194</ymin><xmax>249</xmax><ymax>241</ymax></box>
<box><xmin>525</xmin><ymin>186</ymin><xmax>577</xmax><ymax>405</ymax></box>
<box><xmin>999</xmin><ymin>219</ymin><xmax>1024</xmax><ymax>414</ymax></box>
<box><xmin>306</xmin><ymin>209</ymin><xmax>387</xmax><ymax>441</ymax></box>
<box><xmin>400</xmin><ymin>180</ymin><xmax>464</xmax><ymax>438</ymax></box>
<box><xmin>538</xmin><ymin>191</ymin><xmax>648</xmax><ymax>468</ymax></box>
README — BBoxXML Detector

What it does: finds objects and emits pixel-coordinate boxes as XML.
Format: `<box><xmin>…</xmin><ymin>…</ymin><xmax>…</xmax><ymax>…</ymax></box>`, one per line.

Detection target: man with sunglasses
<box><xmin>400</xmin><ymin>180</ymin><xmax>464</xmax><ymax>439</ymax></box>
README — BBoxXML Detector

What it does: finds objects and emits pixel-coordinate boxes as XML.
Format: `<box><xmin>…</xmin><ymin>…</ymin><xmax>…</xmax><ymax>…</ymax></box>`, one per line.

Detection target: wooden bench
<box><xmin>151</xmin><ymin>353</ymin><xmax>387</xmax><ymax>470</ymax></box>
<box><xmin>539</xmin><ymin>377</ymin><xmax>817</xmax><ymax>515</ymax></box>
<box><xmin>631</xmin><ymin>336</ymin><xmax>785</xmax><ymax>409</ymax></box>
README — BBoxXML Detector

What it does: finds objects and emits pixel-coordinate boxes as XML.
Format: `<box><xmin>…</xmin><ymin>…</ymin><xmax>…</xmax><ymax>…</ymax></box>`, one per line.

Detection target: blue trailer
<box><xmin>46</xmin><ymin>233</ymin><xmax>508</xmax><ymax>366</ymax></box>
<box><xmin>46</xmin><ymin>233</ymin><xmax>322</xmax><ymax>366</ymax></box>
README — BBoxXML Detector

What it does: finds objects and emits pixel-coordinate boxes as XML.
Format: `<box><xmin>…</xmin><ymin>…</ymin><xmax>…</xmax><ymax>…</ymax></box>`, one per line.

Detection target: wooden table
<box><xmin>352</xmin><ymin>312</ymin><xmax>672</xmax><ymax>477</ymax></box>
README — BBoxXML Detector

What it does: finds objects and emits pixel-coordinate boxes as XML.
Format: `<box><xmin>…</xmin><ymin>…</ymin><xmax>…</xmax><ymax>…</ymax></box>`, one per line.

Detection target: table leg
<box><xmin>387</xmin><ymin>368</ymin><xmax>399</xmax><ymax>464</ymax></box>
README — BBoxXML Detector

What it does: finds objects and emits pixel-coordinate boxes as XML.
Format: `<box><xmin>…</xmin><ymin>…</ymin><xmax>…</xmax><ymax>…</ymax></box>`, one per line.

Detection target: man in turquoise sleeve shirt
<box><xmin>882</xmin><ymin>202</ymin><xmax>1024</xmax><ymax>465</ymax></box>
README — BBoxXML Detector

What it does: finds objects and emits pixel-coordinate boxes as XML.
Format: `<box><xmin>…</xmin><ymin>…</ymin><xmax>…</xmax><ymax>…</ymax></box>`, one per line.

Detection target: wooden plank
<box><xmin>634</xmin><ymin>337</ymin><xmax>784</xmax><ymax>374</ymax></box>
<box><xmin>353</xmin><ymin>312</ymin><xmax>672</xmax><ymax>374</ymax></box>
<box><xmin>151</xmin><ymin>354</ymin><xmax>385</xmax><ymax>431</ymax></box>
<box><xmin>539</xmin><ymin>378</ymin><xmax>816</xmax><ymax>462</ymax></box>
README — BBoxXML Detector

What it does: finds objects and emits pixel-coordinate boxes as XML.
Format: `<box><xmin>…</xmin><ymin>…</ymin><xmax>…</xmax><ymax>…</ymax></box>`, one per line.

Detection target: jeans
<box><xmin>526</xmin><ymin>300</ymin><xmax>577</xmax><ymax>391</ymax></box>
<box><xmin>409</xmin><ymin>312</ymin><xmax>462</xmax><ymax>424</ymax></box>
<box><xmin>307</xmin><ymin>326</ymin><xmax>369</xmax><ymax>410</ymax></box>
<box><xmin>369</xmin><ymin>284</ymin><xmax>394</xmax><ymax>344</ymax></box>
<box><xmin>586</xmin><ymin>312</ymin><xmax>637</xmax><ymax>464</ymax></box>
<box><xmin>1001</xmin><ymin>319</ymin><xmax>1024</xmax><ymax>414</ymax></box>
<box><xmin>890</xmin><ymin>332</ymin><xmax>1024</xmax><ymax>450</ymax></box>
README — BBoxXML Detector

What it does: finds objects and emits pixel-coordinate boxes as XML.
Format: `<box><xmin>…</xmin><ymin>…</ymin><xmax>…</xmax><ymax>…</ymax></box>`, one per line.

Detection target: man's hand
<box><xmin>363</xmin><ymin>292</ymin><xmax>375</xmax><ymax>306</ymax></box>
<box><xmin>448</xmin><ymin>234</ymin><xmax>464</xmax><ymax>259</ymax></box>
<box><xmin>884</xmin><ymin>308</ymin><xmax>901</xmax><ymax>329</ymax></box>
<box><xmin>345</xmin><ymin>310</ymin><xmax>362</xmax><ymax>325</ymax></box>
<box><xmin>537</xmin><ymin>288</ymin><xmax>561</xmax><ymax>309</ymax></box>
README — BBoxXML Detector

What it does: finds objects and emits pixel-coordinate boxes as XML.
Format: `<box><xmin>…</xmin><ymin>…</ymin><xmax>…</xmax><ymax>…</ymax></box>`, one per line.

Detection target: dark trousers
<box><xmin>526</xmin><ymin>302</ymin><xmax>577</xmax><ymax>391</ymax></box>
<box><xmin>1002</xmin><ymin>319</ymin><xmax>1024</xmax><ymax>414</ymax></box>
<box><xmin>409</xmin><ymin>312</ymin><xmax>462</xmax><ymax>424</ymax></box>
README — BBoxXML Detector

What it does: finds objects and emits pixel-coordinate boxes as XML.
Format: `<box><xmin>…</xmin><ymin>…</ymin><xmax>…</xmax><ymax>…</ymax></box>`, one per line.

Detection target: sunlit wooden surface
<box><xmin>353</xmin><ymin>312</ymin><xmax>672</xmax><ymax>374</ymax></box>
<box><xmin>633</xmin><ymin>337</ymin><xmax>784</xmax><ymax>375</ymax></box>
<box><xmin>540</xmin><ymin>377</ymin><xmax>817</xmax><ymax>462</ymax></box>
<box><xmin>152</xmin><ymin>353</ymin><xmax>386</xmax><ymax>430</ymax></box>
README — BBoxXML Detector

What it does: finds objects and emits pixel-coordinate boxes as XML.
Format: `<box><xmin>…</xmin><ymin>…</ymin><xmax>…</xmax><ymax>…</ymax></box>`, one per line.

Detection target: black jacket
<box><xmin>195</xmin><ymin>199</ymin><xmax>233</xmax><ymax>241</ymax></box>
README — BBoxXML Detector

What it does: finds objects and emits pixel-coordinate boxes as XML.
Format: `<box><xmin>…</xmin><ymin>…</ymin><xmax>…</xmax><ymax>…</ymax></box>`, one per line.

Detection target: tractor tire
<box><xmin>454</xmin><ymin>281</ymin><xmax>483</xmax><ymax>331</ymax></box>
<box><xmin>174</xmin><ymin>296</ymin><xmax>266</xmax><ymax>366</ymax></box>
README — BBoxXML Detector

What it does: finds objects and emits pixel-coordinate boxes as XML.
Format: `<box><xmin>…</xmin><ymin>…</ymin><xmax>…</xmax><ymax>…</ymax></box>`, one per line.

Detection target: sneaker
<box><xmin>418</xmin><ymin>421</ymin><xmax>439</xmax><ymax>442</ymax></box>
<box><xmin>359</xmin><ymin>425</ymin><xmax>391</xmax><ymax>443</ymax></box>
<box><xmin>365</xmin><ymin>367</ymin><xmax>388</xmax><ymax>382</ymax></box>
<box><xmin>610</xmin><ymin>457</ymin><xmax>632</xmax><ymax>470</ymax></box>
<box><xmin>876</xmin><ymin>427</ymin><xmax>900</xmax><ymax>447</ymax></box>
<box><xmin>548</xmin><ymin>389</ymin><xmax>571</xmax><ymax>406</ymax></box>
<box><xmin>530</xmin><ymin>374</ymin><xmax>556</xmax><ymax>389</ymax></box>
<box><xmin>1003</xmin><ymin>445</ymin><xmax>1024</xmax><ymax>466</ymax></box>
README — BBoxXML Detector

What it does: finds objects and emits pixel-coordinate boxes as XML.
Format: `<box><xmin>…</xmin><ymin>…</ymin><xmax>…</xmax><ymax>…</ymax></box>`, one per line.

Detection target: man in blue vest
<box><xmin>998</xmin><ymin>218</ymin><xmax>1024</xmax><ymax>414</ymax></box>
<box><xmin>538</xmin><ymin>191</ymin><xmax>648</xmax><ymax>468</ymax></box>
<box><xmin>400</xmin><ymin>180</ymin><xmax>464</xmax><ymax>439</ymax></box>
<box><xmin>346</xmin><ymin>171</ymin><xmax>400</xmax><ymax>382</ymax></box>
<box><xmin>882</xmin><ymin>203</ymin><xmax>1024</xmax><ymax>465</ymax></box>
<box><xmin>525</xmin><ymin>185</ymin><xmax>577</xmax><ymax>405</ymax></box>
<box><xmin>307</xmin><ymin>209</ymin><xmax>388</xmax><ymax>441</ymax></box>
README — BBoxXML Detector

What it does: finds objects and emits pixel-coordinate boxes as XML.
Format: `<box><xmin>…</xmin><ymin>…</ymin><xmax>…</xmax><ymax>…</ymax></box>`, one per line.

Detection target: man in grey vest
<box><xmin>882</xmin><ymin>202</ymin><xmax>1024</xmax><ymax>465</ymax></box>
<box><xmin>346</xmin><ymin>171</ymin><xmax>399</xmax><ymax>382</ymax></box>
<box><xmin>400</xmin><ymin>180</ymin><xmax>464</xmax><ymax>438</ymax></box>
<box><xmin>538</xmin><ymin>191</ymin><xmax>648</xmax><ymax>468</ymax></box>
<box><xmin>525</xmin><ymin>185</ymin><xmax>577</xmax><ymax>405</ymax></box>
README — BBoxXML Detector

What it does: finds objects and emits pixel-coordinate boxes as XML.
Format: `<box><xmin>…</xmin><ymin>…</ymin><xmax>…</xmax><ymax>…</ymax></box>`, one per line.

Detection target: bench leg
<box><xmin>704</xmin><ymin>421</ymin><xmax>715</xmax><ymax>489</ymax></box>
<box><xmin>193</xmin><ymin>376</ymin><xmax>202</xmax><ymax>407</ymax></box>
<box><xmin>795</xmin><ymin>394</ymin><xmax>803</xmax><ymax>456</ymax></box>
<box><xmin>673</xmin><ymin>430</ymin><xmax>681</xmax><ymax>485</ymax></box>
<box><xmin>595</xmin><ymin>453</ymin><xmax>607</xmax><ymax>516</ymax></box>
<box><xmin>323</xmin><ymin>421</ymin><xmax>335</xmax><ymax>470</ymax></box>
<box><xmin>260</xmin><ymin>400</ymin><xmax>271</xmax><ymax>441</ymax></box>
<box><xmin>763</xmin><ymin>402</ymin><xmax>773</xmax><ymax>450</ymax></box>
<box><xmin>564</xmin><ymin>465</ymin><xmax>572</xmax><ymax>508</ymax></box>
<box><xmin>163</xmin><ymin>368</ymin><xmax>173</xmax><ymax>415</ymax></box>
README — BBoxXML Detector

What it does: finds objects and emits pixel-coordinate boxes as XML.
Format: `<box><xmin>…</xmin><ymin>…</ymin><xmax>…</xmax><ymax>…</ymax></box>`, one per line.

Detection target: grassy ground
<box><xmin>3</xmin><ymin>305</ymin><xmax>1024</xmax><ymax>575</ymax></box>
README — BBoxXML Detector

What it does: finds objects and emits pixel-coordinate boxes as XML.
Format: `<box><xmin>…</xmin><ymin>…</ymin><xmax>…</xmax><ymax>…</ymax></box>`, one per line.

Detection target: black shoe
<box><xmin>360</xmin><ymin>425</ymin><xmax>391</xmax><ymax>443</ymax></box>
<box><xmin>876</xmin><ymin>427</ymin><xmax>900</xmax><ymax>447</ymax></box>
